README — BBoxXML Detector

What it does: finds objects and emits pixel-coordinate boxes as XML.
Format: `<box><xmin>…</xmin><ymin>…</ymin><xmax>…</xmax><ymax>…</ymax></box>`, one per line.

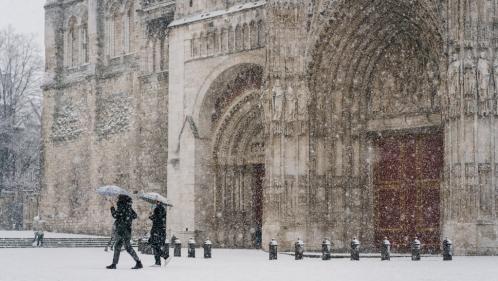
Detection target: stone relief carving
<box><xmin>368</xmin><ymin>44</ymin><xmax>437</xmax><ymax>118</ymax></box>
<box><xmin>463</xmin><ymin>49</ymin><xmax>477</xmax><ymax>115</ymax></box>
<box><xmin>285</xmin><ymin>84</ymin><xmax>297</xmax><ymax>121</ymax></box>
<box><xmin>51</xmin><ymin>95</ymin><xmax>84</xmax><ymax>142</ymax></box>
<box><xmin>297</xmin><ymin>80</ymin><xmax>310</xmax><ymax>122</ymax></box>
<box><xmin>447</xmin><ymin>53</ymin><xmax>461</xmax><ymax>119</ymax></box>
<box><xmin>477</xmin><ymin>51</ymin><xmax>491</xmax><ymax>116</ymax></box>
<box><xmin>464</xmin><ymin>163</ymin><xmax>477</xmax><ymax>222</ymax></box>
<box><xmin>271</xmin><ymin>79</ymin><xmax>284</xmax><ymax>135</ymax></box>
<box><xmin>272</xmin><ymin>79</ymin><xmax>284</xmax><ymax>121</ymax></box>
<box><xmin>478</xmin><ymin>163</ymin><xmax>492</xmax><ymax>218</ymax></box>
<box><xmin>95</xmin><ymin>92</ymin><xmax>132</xmax><ymax>138</ymax></box>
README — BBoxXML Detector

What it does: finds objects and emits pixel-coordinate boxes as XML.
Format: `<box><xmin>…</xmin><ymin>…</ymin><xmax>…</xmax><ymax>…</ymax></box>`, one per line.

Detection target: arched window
<box><xmin>80</xmin><ymin>23</ymin><xmax>89</xmax><ymax>63</ymax></box>
<box><xmin>145</xmin><ymin>39</ymin><xmax>154</xmax><ymax>72</ymax></box>
<box><xmin>154</xmin><ymin>38</ymin><xmax>161</xmax><ymax>71</ymax></box>
<box><xmin>213</xmin><ymin>31</ymin><xmax>219</xmax><ymax>54</ymax></box>
<box><xmin>161</xmin><ymin>35</ymin><xmax>168</xmax><ymax>71</ymax></box>
<box><xmin>220</xmin><ymin>28</ymin><xmax>227</xmax><ymax>53</ymax></box>
<box><xmin>257</xmin><ymin>20</ymin><xmax>265</xmax><ymax>47</ymax></box>
<box><xmin>124</xmin><ymin>5</ymin><xmax>134</xmax><ymax>53</ymax></box>
<box><xmin>199</xmin><ymin>32</ymin><xmax>205</xmax><ymax>57</ymax></box>
<box><xmin>192</xmin><ymin>34</ymin><xmax>198</xmax><ymax>58</ymax></box>
<box><xmin>112</xmin><ymin>12</ymin><xmax>122</xmax><ymax>56</ymax></box>
<box><xmin>228</xmin><ymin>26</ymin><xmax>234</xmax><ymax>52</ymax></box>
<box><xmin>242</xmin><ymin>23</ymin><xmax>249</xmax><ymax>50</ymax></box>
<box><xmin>207</xmin><ymin>32</ymin><xmax>214</xmax><ymax>55</ymax></box>
<box><xmin>235</xmin><ymin>25</ymin><xmax>242</xmax><ymax>51</ymax></box>
<box><xmin>66</xmin><ymin>17</ymin><xmax>79</xmax><ymax>67</ymax></box>
<box><xmin>249</xmin><ymin>21</ymin><xmax>257</xmax><ymax>48</ymax></box>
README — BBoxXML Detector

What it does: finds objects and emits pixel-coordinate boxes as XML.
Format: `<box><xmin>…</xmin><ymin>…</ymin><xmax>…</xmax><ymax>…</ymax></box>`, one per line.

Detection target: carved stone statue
<box><xmin>296</xmin><ymin>80</ymin><xmax>310</xmax><ymax>121</ymax></box>
<box><xmin>477</xmin><ymin>51</ymin><xmax>491</xmax><ymax>114</ymax></box>
<box><xmin>272</xmin><ymin>79</ymin><xmax>284</xmax><ymax>121</ymax></box>
<box><xmin>448</xmin><ymin>53</ymin><xmax>461</xmax><ymax>117</ymax></box>
<box><xmin>285</xmin><ymin>83</ymin><xmax>297</xmax><ymax>121</ymax></box>
<box><xmin>463</xmin><ymin>49</ymin><xmax>476</xmax><ymax>114</ymax></box>
<box><xmin>384</xmin><ymin>72</ymin><xmax>398</xmax><ymax>113</ymax></box>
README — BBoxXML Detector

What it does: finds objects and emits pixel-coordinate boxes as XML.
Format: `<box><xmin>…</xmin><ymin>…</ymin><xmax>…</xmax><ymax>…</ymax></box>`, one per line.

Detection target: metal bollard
<box><xmin>350</xmin><ymin>237</ymin><xmax>360</xmax><ymax>261</ymax></box>
<box><xmin>411</xmin><ymin>237</ymin><xmax>421</xmax><ymax>261</ymax></box>
<box><xmin>203</xmin><ymin>238</ymin><xmax>212</xmax><ymax>258</ymax></box>
<box><xmin>294</xmin><ymin>238</ymin><xmax>304</xmax><ymax>260</ymax></box>
<box><xmin>174</xmin><ymin>239</ymin><xmax>182</xmax><ymax>257</ymax></box>
<box><xmin>321</xmin><ymin>238</ymin><xmax>331</xmax><ymax>260</ymax></box>
<box><xmin>381</xmin><ymin>237</ymin><xmax>391</xmax><ymax>261</ymax></box>
<box><xmin>188</xmin><ymin>238</ymin><xmax>196</xmax><ymax>258</ymax></box>
<box><xmin>442</xmin><ymin>237</ymin><xmax>453</xmax><ymax>261</ymax></box>
<box><xmin>269</xmin><ymin>238</ymin><xmax>278</xmax><ymax>260</ymax></box>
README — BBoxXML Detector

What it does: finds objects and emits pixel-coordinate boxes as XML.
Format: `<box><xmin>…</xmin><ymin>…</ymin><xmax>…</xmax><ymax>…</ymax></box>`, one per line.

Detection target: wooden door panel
<box><xmin>374</xmin><ymin>132</ymin><xmax>442</xmax><ymax>253</ymax></box>
<box><xmin>417</xmin><ymin>183</ymin><xmax>440</xmax><ymax>228</ymax></box>
<box><xmin>377</xmin><ymin>188</ymin><xmax>401</xmax><ymax>229</ymax></box>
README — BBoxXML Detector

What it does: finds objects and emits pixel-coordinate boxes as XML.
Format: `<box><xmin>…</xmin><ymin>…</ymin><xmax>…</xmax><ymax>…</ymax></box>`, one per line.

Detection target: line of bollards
<box><xmin>170</xmin><ymin>238</ymin><xmax>213</xmax><ymax>259</ymax></box>
<box><xmin>269</xmin><ymin>236</ymin><xmax>454</xmax><ymax>261</ymax></box>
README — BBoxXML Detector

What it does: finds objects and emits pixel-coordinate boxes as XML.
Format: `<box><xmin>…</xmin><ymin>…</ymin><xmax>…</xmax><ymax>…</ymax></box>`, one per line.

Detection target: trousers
<box><xmin>112</xmin><ymin>232</ymin><xmax>140</xmax><ymax>264</ymax></box>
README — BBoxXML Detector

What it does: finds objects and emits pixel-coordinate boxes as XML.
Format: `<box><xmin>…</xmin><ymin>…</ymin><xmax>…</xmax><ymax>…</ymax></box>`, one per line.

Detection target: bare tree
<box><xmin>0</xmin><ymin>26</ymin><xmax>43</xmax><ymax>195</ymax></box>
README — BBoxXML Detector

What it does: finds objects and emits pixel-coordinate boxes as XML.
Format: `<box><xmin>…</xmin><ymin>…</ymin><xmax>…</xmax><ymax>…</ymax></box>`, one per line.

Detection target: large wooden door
<box><xmin>374</xmin><ymin>132</ymin><xmax>443</xmax><ymax>253</ymax></box>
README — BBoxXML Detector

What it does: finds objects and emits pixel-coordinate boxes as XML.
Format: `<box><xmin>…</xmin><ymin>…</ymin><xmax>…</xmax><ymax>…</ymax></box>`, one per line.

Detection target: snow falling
<box><xmin>2</xmin><ymin>0</ymin><xmax>498</xmax><ymax>280</ymax></box>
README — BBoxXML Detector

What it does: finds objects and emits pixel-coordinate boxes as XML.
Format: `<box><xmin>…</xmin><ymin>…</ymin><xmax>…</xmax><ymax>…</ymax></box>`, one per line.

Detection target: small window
<box><xmin>190</xmin><ymin>0</ymin><xmax>193</xmax><ymax>7</ymax></box>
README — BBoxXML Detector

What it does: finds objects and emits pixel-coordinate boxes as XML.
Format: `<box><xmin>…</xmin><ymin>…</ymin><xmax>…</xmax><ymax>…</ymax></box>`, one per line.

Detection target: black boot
<box><xmin>106</xmin><ymin>264</ymin><xmax>116</xmax><ymax>269</ymax></box>
<box><xmin>132</xmin><ymin>261</ymin><xmax>143</xmax><ymax>269</ymax></box>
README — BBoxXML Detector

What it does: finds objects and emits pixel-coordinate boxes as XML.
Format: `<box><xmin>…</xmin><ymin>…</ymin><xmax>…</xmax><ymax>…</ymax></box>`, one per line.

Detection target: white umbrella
<box><xmin>96</xmin><ymin>185</ymin><xmax>131</xmax><ymax>197</ymax></box>
<box><xmin>138</xmin><ymin>192</ymin><xmax>173</xmax><ymax>207</ymax></box>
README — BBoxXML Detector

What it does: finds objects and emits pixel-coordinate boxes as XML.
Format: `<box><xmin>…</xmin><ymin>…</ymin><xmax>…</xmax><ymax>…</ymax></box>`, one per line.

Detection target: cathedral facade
<box><xmin>41</xmin><ymin>0</ymin><xmax>498</xmax><ymax>255</ymax></box>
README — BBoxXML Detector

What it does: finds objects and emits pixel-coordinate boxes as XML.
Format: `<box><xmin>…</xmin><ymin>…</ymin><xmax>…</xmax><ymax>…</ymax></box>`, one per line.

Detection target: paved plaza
<box><xmin>0</xmin><ymin>248</ymin><xmax>496</xmax><ymax>281</ymax></box>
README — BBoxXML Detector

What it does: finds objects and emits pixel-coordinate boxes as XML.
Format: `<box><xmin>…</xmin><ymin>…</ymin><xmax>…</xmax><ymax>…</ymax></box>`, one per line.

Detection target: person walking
<box><xmin>149</xmin><ymin>200</ymin><xmax>169</xmax><ymax>266</ymax></box>
<box><xmin>37</xmin><ymin>230</ymin><xmax>44</xmax><ymax>247</ymax></box>
<box><xmin>106</xmin><ymin>195</ymin><xmax>143</xmax><ymax>269</ymax></box>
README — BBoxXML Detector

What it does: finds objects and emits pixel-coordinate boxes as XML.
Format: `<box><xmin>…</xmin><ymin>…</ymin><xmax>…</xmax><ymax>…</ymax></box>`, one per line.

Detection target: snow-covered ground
<box><xmin>0</xmin><ymin>248</ymin><xmax>497</xmax><ymax>281</ymax></box>
<box><xmin>0</xmin><ymin>231</ymin><xmax>105</xmax><ymax>238</ymax></box>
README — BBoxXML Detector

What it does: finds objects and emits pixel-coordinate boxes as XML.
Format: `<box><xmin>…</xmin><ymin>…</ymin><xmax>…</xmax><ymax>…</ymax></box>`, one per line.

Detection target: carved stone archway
<box><xmin>306</xmin><ymin>0</ymin><xmax>445</xmax><ymax>251</ymax></box>
<box><xmin>194</xmin><ymin>64</ymin><xmax>265</xmax><ymax>248</ymax></box>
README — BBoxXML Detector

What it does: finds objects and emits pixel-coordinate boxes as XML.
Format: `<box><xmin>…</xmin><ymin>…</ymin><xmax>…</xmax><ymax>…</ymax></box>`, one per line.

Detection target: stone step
<box><xmin>0</xmin><ymin>237</ymin><xmax>138</xmax><ymax>248</ymax></box>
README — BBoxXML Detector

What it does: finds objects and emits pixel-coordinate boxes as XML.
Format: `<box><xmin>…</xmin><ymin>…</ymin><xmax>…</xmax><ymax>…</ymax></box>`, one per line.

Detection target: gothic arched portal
<box><xmin>196</xmin><ymin>64</ymin><xmax>265</xmax><ymax>248</ymax></box>
<box><xmin>308</xmin><ymin>0</ymin><xmax>445</xmax><ymax>252</ymax></box>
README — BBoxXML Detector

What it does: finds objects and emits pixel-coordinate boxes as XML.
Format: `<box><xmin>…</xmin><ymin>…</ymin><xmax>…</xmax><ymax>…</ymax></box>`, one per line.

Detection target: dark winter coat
<box><xmin>149</xmin><ymin>204</ymin><xmax>167</xmax><ymax>244</ymax></box>
<box><xmin>111</xmin><ymin>196</ymin><xmax>137</xmax><ymax>236</ymax></box>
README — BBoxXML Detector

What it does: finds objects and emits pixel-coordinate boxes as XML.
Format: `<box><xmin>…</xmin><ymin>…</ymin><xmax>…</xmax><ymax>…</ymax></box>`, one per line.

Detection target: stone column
<box><xmin>262</xmin><ymin>0</ymin><xmax>312</xmax><ymax>250</ymax></box>
<box><xmin>443</xmin><ymin>0</ymin><xmax>498</xmax><ymax>255</ymax></box>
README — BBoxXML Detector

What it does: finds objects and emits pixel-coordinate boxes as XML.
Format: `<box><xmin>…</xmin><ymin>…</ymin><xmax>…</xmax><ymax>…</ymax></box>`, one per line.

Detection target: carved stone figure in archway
<box><xmin>297</xmin><ymin>80</ymin><xmax>310</xmax><ymax>121</ymax></box>
<box><xmin>448</xmin><ymin>53</ymin><xmax>461</xmax><ymax>118</ymax></box>
<box><xmin>272</xmin><ymin>79</ymin><xmax>284</xmax><ymax>121</ymax></box>
<box><xmin>284</xmin><ymin>83</ymin><xmax>297</xmax><ymax>136</ymax></box>
<box><xmin>285</xmin><ymin>83</ymin><xmax>297</xmax><ymax>121</ymax></box>
<box><xmin>477</xmin><ymin>51</ymin><xmax>491</xmax><ymax>115</ymax></box>
<box><xmin>463</xmin><ymin>49</ymin><xmax>477</xmax><ymax>114</ymax></box>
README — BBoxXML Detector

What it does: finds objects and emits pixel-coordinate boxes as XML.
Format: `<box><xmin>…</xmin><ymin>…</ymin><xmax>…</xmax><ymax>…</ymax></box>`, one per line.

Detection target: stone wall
<box><xmin>41</xmin><ymin>0</ymin><xmax>498</xmax><ymax>255</ymax></box>
<box><xmin>40</xmin><ymin>0</ymin><xmax>171</xmax><ymax>236</ymax></box>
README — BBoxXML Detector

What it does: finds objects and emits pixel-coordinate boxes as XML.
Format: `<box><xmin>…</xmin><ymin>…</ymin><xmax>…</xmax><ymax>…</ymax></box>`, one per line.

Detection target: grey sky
<box><xmin>0</xmin><ymin>0</ymin><xmax>45</xmax><ymax>52</ymax></box>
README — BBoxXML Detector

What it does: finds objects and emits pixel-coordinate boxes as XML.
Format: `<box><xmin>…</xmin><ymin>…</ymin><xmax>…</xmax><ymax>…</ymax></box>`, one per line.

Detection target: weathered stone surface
<box><xmin>41</xmin><ymin>0</ymin><xmax>498</xmax><ymax>255</ymax></box>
